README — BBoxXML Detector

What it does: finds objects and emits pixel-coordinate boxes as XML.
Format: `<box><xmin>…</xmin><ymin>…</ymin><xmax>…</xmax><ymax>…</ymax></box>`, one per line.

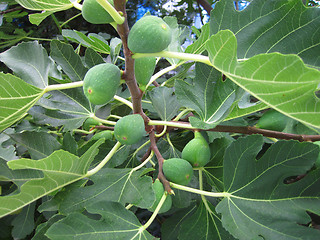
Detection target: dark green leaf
<box><xmin>147</xmin><ymin>87</ymin><xmax>180</xmax><ymax>121</ymax></box>
<box><xmin>46</xmin><ymin>201</ymin><xmax>155</xmax><ymax>240</ymax></box>
<box><xmin>0</xmin><ymin>41</ymin><xmax>54</xmax><ymax>88</ymax></box>
<box><xmin>161</xmin><ymin>206</ymin><xmax>197</xmax><ymax>240</ymax></box>
<box><xmin>179</xmin><ymin>202</ymin><xmax>235</xmax><ymax>240</ymax></box>
<box><xmin>210</xmin><ymin>0</ymin><xmax>320</xmax><ymax>67</ymax></box>
<box><xmin>176</xmin><ymin>63</ymin><xmax>236</xmax><ymax>128</ymax></box>
<box><xmin>58</xmin><ymin>168</ymin><xmax>154</xmax><ymax>214</ymax></box>
<box><xmin>84</xmin><ymin>47</ymin><xmax>105</xmax><ymax>68</ymax></box>
<box><xmin>217</xmin><ymin>135</ymin><xmax>320</xmax><ymax>239</ymax></box>
<box><xmin>9</xmin><ymin>131</ymin><xmax>61</xmax><ymax>160</ymax></box>
<box><xmin>11</xmin><ymin>202</ymin><xmax>36</xmax><ymax>239</ymax></box>
<box><xmin>50</xmin><ymin>40</ymin><xmax>88</xmax><ymax>82</ymax></box>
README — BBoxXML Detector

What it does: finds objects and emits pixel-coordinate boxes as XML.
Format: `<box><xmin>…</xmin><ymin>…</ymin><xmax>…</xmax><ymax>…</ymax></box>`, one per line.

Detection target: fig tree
<box><xmin>134</xmin><ymin>57</ymin><xmax>156</xmax><ymax>91</ymax></box>
<box><xmin>83</xmin><ymin>63</ymin><xmax>120</xmax><ymax>105</ymax></box>
<box><xmin>148</xmin><ymin>179</ymin><xmax>172</xmax><ymax>214</ymax></box>
<box><xmin>182</xmin><ymin>131</ymin><xmax>211</xmax><ymax>167</ymax></box>
<box><xmin>128</xmin><ymin>16</ymin><xmax>172</xmax><ymax>53</ymax></box>
<box><xmin>163</xmin><ymin>158</ymin><xmax>193</xmax><ymax>186</ymax></box>
<box><xmin>114</xmin><ymin>114</ymin><xmax>145</xmax><ymax>145</ymax></box>
<box><xmin>256</xmin><ymin>109</ymin><xmax>290</xmax><ymax>132</ymax></box>
<box><xmin>82</xmin><ymin>0</ymin><xmax>114</xmax><ymax>24</ymax></box>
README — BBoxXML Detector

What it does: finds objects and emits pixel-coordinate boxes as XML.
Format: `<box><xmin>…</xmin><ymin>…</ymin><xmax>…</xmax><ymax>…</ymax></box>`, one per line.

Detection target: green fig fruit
<box><xmin>134</xmin><ymin>57</ymin><xmax>156</xmax><ymax>91</ymax></box>
<box><xmin>82</xmin><ymin>0</ymin><xmax>114</xmax><ymax>24</ymax></box>
<box><xmin>128</xmin><ymin>16</ymin><xmax>172</xmax><ymax>53</ymax></box>
<box><xmin>83</xmin><ymin>63</ymin><xmax>120</xmax><ymax>105</ymax></box>
<box><xmin>114</xmin><ymin>114</ymin><xmax>145</xmax><ymax>145</ymax></box>
<box><xmin>148</xmin><ymin>179</ymin><xmax>172</xmax><ymax>214</ymax></box>
<box><xmin>163</xmin><ymin>158</ymin><xmax>193</xmax><ymax>186</ymax></box>
<box><xmin>182</xmin><ymin>131</ymin><xmax>211</xmax><ymax>167</ymax></box>
<box><xmin>256</xmin><ymin>109</ymin><xmax>290</xmax><ymax>132</ymax></box>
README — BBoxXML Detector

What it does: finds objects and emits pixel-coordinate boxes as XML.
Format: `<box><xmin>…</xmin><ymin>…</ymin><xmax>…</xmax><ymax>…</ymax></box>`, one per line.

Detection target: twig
<box><xmin>149</xmin><ymin>131</ymin><xmax>172</xmax><ymax>193</ymax></box>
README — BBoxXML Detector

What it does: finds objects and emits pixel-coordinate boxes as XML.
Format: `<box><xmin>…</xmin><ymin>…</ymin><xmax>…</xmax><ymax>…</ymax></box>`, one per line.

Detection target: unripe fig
<box><xmin>148</xmin><ymin>179</ymin><xmax>172</xmax><ymax>214</ymax></box>
<box><xmin>83</xmin><ymin>63</ymin><xmax>120</xmax><ymax>105</ymax></box>
<box><xmin>114</xmin><ymin>114</ymin><xmax>145</xmax><ymax>145</ymax></box>
<box><xmin>182</xmin><ymin>131</ymin><xmax>211</xmax><ymax>167</ymax></box>
<box><xmin>91</xmin><ymin>130</ymin><xmax>113</xmax><ymax>141</ymax></box>
<box><xmin>128</xmin><ymin>16</ymin><xmax>172</xmax><ymax>53</ymax></box>
<box><xmin>83</xmin><ymin>118</ymin><xmax>101</xmax><ymax>131</ymax></box>
<box><xmin>82</xmin><ymin>0</ymin><xmax>114</xmax><ymax>24</ymax></box>
<box><xmin>256</xmin><ymin>109</ymin><xmax>290</xmax><ymax>132</ymax></box>
<box><xmin>163</xmin><ymin>158</ymin><xmax>193</xmax><ymax>186</ymax></box>
<box><xmin>134</xmin><ymin>57</ymin><xmax>156</xmax><ymax>91</ymax></box>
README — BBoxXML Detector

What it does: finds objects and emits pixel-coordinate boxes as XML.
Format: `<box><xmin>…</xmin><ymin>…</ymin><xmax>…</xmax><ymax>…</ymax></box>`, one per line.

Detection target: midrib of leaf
<box><xmin>0</xmin><ymin>93</ymin><xmax>43</xmax><ymax>127</ymax></box>
<box><xmin>205</xmin><ymin>90</ymin><xmax>235</xmax><ymax>124</ymax></box>
<box><xmin>55</xmin><ymin>90</ymin><xmax>91</xmax><ymax>115</ymax></box>
<box><xmin>225</xmin><ymin>197</ymin><xmax>298</xmax><ymax>239</ymax></box>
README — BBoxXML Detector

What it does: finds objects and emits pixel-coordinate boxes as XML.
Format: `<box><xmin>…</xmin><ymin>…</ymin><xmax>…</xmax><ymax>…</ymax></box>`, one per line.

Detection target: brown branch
<box><xmin>149</xmin><ymin>130</ymin><xmax>172</xmax><ymax>194</ymax></box>
<box><xmin>0</xmin><ymin>6</ymin><xmax>23</xmax><ymax>15</ymax></box>
<box><xmin>210</xmin><ymin>125</ymin><xmax>320</xmax><ymax>142</ymax></box>
<box><xmin>196</xmin><ymin>0</ymin><xmax>213</xmax><ymax>15</ymax></box>
<box><xmin>153</xmin><ymin>120</ymin><xmax>320</xmax><ymax>142</ymax></box>
<box><xmin>113</xmin><ymin>0</ymin><xmax>144</xmax><ymax>115</ymax></box>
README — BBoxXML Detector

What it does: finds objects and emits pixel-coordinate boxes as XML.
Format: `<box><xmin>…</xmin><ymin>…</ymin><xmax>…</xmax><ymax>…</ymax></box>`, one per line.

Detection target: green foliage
<box><xmin>128</xmin><ymin>16</ymin><xmax>172</xmax><ymax>53</ymax></box>
<box><xmin>162</xmin><ymin>158</ymin><xmax>194</xmax><ymax>186</ymax></box>
<box><xmin>181</xmin><ymin>131</ymin><xmax>211</xmax><ymax>167</ymax></box>
<box><xmin>82</xmin><ymin>0</ymin><xmax>114</xmax><ymax>24</ymax></box>
<box><xmin>148</xmin><ymin>179</ymin><xmax>172</xmax><ymax>214</ymax></box>
<box><xmin>0</xmin><ymin>0</ymin><xmax>320</xmax><ymax>239</ymax></box>
<box><xmin>114</xmin><ymin>114</ymin><xmax>145</xmax><ymax>145</ymax></box>
<box><xmin>83</xmin><ymin>63</ymin><xmax>121</xmax><ymax>105</ymax></box>
<box><xmin>256</xmin><ymin>109</ymin><xmax>291</xmax><ymax>131</ymax></box>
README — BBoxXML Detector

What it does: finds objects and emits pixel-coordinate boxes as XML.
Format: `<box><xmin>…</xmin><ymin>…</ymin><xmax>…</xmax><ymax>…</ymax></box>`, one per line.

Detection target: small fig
<box><xmin>128</xmin><ymin>16</ymin><xmax>172</xmax><ymax>53</ymax></box>
<box><xmin>163</xmin><ymin>158</ymin><xmax>193</xmax><ymax>186</ymax></box>
<box><xmin>83</xmin><ymin>63</ymin><xmax>120</xmax><ymax>105</ymax></box>
<box><xmin>114</xmin><ymin>114</ymin><xmax>145</xmax><ymax>145</ymax></box>
<box><xmin>182</xmin><ymin>131</ymin><xmax>211</xmax><ymax>167</ymax></box>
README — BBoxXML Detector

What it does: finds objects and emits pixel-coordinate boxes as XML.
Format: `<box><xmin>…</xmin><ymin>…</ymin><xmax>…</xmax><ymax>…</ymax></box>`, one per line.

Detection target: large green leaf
<box><xmin>175</xmin><ymin>62</ymin><xmax>237</xmax><ymax>129</ymax></box>
<box><xmin>216</xmin><ymin>135</ymin><xmax>320</xmax><ymax>239</ymax></box>
<box><xmin>0</xmin><ymin>73</ymin><xmax>43</xmax><ymax>132</ymax></box>
<box><xmin>0</xmin><ymin>41</ymin><xmax>56</xmax><ymax>88</ymax></box>
<box><xmin>147</xmin><ymin>86</ymin><xmax>180</xmax><ymax>121</ymax></box>
<box><xmin>11</xmin><ymin>202</ymin><xmax>36</xmax><ymax>239</ymax></box>
<box><xmin>179</xmin><ymin>202</ymin><xmax>235</xmax><ymax>240</ymax></box>
<box><xmin>57</xmin><ymin>168</ymin><xmax>154</xmax><ymax>214</ymax></box>
<box><xmin>206</xmin><ymin>30</ymin><xmax>320</xmax><ymax>128</ymax></box>
<box><xmin>15</xmin><ymin>0</ymin><xmax>73</xmax><ymax>11</ymax></box>
<box><xmin>50</xmin><ymin>40</ymin><xmax>88</xmax><ymax>83</ymax></box>
<box><xmin>9</xmin><ymin>131</ymin><xmax>62</xmax><ymax>160</ymax></box>
<box><xmin>31</xmin><ymin>87</ymin><xmax>91</xmax><ymax>131</ymax></box>
<box><xmin>210</xmin><ymin>0</ymin><xmax>320</xmax><ymax>67</ymax></box>
<box><xmin>46</xmin><ymin>201</ymin><xmax>155</xmax><ymax>240</ymax></box>
<box><xmin>0</xmin><ymin>139</ymin><xmax>104</xmax><ymax>218</ymax></box>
